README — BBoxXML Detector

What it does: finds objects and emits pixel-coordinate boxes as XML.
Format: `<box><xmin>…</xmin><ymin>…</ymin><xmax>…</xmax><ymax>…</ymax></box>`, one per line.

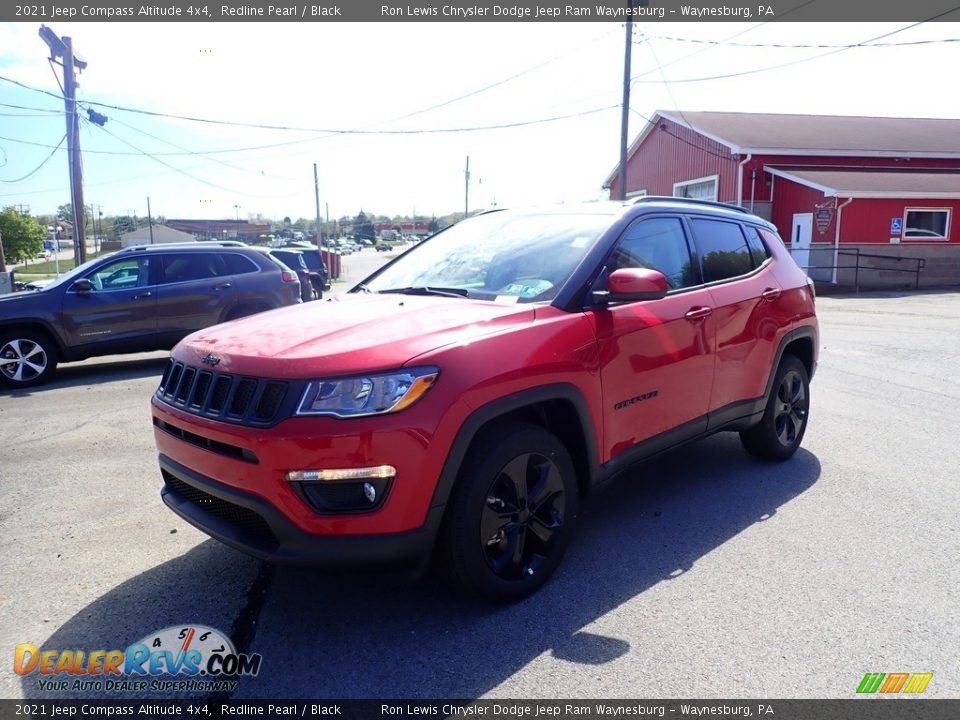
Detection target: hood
<box><xmin>0</xmin><ymin>289</ymin><xmax>47</xmax><ymax>313</ymax></box>
<box><xmin>173</xmin><ymin>293</ymin><xmax>537</xmax><ymax>378</ymax></box>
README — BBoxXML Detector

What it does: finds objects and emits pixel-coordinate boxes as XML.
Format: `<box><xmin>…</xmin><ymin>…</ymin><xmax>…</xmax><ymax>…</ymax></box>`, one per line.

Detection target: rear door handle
<box><xmin>133</xmin><ymin>292</ymin><xmax>152</xmax><ymax>300</ymax></box>
<box><xmin>761</xmin><ymin>287</ymin><xmax>782</xmax><ymax>302</ymax></box>
<box><xmin>685</xmin><ymin>306</ymin><xmax>713</xmax><ymax>321</ymax></box>
<box><xmin>213</xmin><ymin>282</ymin><xmax>232</xmax><ymax>290</ymax></box>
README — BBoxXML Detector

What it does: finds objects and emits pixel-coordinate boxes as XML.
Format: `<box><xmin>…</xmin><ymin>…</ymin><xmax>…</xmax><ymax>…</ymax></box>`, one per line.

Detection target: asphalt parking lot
<box><xmin>1</xmin><ymin>283</ymin><xmax>958</xmax><ymax>700</ymax></box>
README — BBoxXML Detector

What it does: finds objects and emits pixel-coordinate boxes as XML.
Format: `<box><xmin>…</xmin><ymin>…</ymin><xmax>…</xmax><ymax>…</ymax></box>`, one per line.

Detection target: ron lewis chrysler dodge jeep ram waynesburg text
<box><xmin>152</xmin><ymin>198</ymin><xmax>818</xmax><ymax>601</ymax></box>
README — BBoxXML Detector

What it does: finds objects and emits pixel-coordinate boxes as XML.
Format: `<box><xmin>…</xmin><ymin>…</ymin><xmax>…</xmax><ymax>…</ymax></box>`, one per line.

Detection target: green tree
<box><xmin>56</xmin><ymin>203</ymin><xmax>73</xmax><ymax>221</ymax></box>
<box><xmin>0</xmin><ymin>207</ymin><xmax>45</xmax><ymax>264</ymax></box>
<box><xmin>111</xmin><ymin>215</ymin><xmax>138</xmax><ymax>237</ymax></box>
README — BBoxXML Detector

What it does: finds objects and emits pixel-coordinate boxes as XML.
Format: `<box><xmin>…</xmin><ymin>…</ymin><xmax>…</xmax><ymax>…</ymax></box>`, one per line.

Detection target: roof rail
<box><xmin>628</xmin><ymin>195</ymin><xmax>752</xmax><ymax>214</ymax></box>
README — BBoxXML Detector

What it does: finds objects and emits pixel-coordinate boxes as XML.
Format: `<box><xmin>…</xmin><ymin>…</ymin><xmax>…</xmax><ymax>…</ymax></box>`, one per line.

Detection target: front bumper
<box><xmin>160</xmin><ymin>453</ymin><xmax>444</xmax><ymax>567</ymax></box>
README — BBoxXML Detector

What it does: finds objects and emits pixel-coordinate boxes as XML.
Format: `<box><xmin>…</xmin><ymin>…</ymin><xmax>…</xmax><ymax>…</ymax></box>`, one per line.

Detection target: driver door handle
<box><xmin>213</xmin><ymin>282</ymin><xmax>232</xmax><ymax>290</ymax></box>
<box><xmin>133</xmin><ymin>291</ymin><xmax>152</xmax><ymax>300</ymax></box>
<box><xmin>685</xmin><ymin>306</ymin><xmax>713</xmax><ymax>321</ymax></box>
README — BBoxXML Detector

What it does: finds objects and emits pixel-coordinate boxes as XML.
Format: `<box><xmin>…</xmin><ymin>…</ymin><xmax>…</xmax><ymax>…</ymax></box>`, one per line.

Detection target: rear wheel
<box><xmin>0</xmin><ymin>331</ymin><xmax>59</xmax><ymax>388</ymax></box>
<box><xmin>438</xmin><ymin>422</ymin><xmax>578</xmax><ymax>602</ymax></box>
<box><xmin>740</xmin><ymin>355</ymin><xmax>810</xmax><ymax>461</ymax></box>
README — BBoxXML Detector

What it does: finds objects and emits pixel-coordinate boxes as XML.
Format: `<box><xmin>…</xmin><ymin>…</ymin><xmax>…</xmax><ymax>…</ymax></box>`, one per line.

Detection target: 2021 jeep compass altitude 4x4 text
<box><xmin>153</xmin><ymin>198</ymin><xmax>818</xmax><ymax>601</ymax></box>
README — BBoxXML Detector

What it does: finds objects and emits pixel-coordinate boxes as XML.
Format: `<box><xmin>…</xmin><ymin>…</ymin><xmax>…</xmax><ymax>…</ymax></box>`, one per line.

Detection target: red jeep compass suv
<box><xmin>153</xmin><ymin>198</ymin><xmax>818</xmax><ymax>601</ymax></box>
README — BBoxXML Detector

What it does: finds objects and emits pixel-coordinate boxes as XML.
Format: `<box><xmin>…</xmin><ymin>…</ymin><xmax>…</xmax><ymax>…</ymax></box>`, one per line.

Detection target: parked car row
<box><xmin>0</xmin><ymin>244</ymin><xmax>306</xmax><ymax>388</ymax></box>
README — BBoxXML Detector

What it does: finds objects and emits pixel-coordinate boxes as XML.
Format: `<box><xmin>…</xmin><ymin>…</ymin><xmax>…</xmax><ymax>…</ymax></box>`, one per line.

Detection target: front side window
<box><xmin>607</xmin><ymin>217</ymin><xmax>697</xmax><ymax>290</ymax></box>
<box><xmin>85</xmin><ymin>257</ymin><xmax>150</xmax><ymax>291</ymax></box>
<box><xmin>690</xmin><ymin>218</ymin><xmax>754</xmax><ymax>283</ymax></box>
<box><xmin>904</xmin><ymin>208</ymin><xmax>950</xmax><ymax>240</ymax></box>
<box><xmin>361</xmin><ymin>212</ymin><xmax>611</xmax><ymax>303</ymax></box>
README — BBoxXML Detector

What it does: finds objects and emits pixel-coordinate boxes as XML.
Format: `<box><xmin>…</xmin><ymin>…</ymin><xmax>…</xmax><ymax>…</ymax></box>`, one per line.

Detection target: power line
<box><xmin>631</xmin><ymin>12</ymin><xmax>960</xmax><ymax>85</ymax></box>
<box><xmin>381</xmin><ymin>27</ymin><xmax>617</xmax><ymax>126</ymax></box>
<box><xmin>627</xmin><ymin>0</ymin><xmax>819</xmax><ymax>85</ymax></box>
<box><xmin>0</xmin><ymin>134</ymin><xmax>66</xmax><ymax>183</ymax></box>
<box><xmin>639</xmin><ymin>34</ymin><xmax>960</xmax><ymax>49</ymax></box>
<box><xmin>0</xmin><ymin>101</ymin><xmax>65</xmax><ymax>113</ymax></box>
<box><xmin>87</xmin><ymin>108</ymin><xmax>304</xmax><ymax>182</ymax></box>
<box><xmin>81</xmin><ymin>119</ymin><xmax>274</xmax><ymax>198</ymax></box>
<box><xmin>0</xmin><ymin>73</ymin><xmax>616</xmax><ymax>135</ymax></box>
<box><xmin>628</xmin><ymin>108</ymin><xmax>734</xmax><ymax>163</ymax></box>
<box><xmin>0</xmin><ymin>112</ymin><xmax>64</xmax><ymax>118</ymax></box>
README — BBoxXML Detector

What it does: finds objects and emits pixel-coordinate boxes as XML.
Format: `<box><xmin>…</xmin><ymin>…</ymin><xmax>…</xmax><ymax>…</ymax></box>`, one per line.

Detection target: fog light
<box><xmin>362</xmin><ymin>482</ymin><xmax>377</xmax><ymax>503</ymax></box>
<box><xmin>286</xmin><ymin>465</ymin><xmax>396</xmax><ymax>483</ymax></box>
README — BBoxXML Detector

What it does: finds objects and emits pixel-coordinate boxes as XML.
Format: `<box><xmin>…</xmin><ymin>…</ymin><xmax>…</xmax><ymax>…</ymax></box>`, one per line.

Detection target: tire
<box><xmin>0</xmin><ymin>330</ymin><xmax>59</xmax><ymax>389</ymax></box>
<box><xmin>740</xmin><ymin>355</ymin><xmax>810</xmax><ymax>461</ymax></box>
<box><xmin>437</xmin><ymin>422</ymin><xmax>579</xmax><ymax>602</ymax></box>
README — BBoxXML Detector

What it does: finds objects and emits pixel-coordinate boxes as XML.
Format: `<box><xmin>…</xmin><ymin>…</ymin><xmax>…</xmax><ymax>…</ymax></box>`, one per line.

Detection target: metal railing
<box><xmin>792</xmin><ymin>247</ymin><xmax>925</xmax><ymax>293</ymax></box>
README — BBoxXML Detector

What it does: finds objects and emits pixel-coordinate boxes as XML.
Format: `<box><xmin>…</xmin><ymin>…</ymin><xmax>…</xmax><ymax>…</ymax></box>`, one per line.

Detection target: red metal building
<box><xmin>605</xmin><ymin>111</ymin><xmax>960</xmax><ymax>288</ymax></box>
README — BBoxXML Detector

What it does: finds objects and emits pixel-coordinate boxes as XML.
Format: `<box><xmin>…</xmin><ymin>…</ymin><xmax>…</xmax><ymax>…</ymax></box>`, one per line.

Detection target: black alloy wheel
<box><xmin>740</xmin><ymin>354</ymin><xmax>810</xmax><ymax>461</ymax></box>
<box><xmin>438</xmin><ymin>422</ymin><xmax>578</xmax><ymax>601</ymax></box>
<box><xmin>480</xmin><ymin>451</ymin><xmax>566</xmax><ymax>581</ymax></box>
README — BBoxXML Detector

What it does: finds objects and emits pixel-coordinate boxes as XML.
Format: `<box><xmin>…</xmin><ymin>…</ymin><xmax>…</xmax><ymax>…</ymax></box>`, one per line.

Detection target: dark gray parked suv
<box><xmin>0</xmin><ymin>244</ymin><xmax>302</xmax><ymax>388</ymax></box>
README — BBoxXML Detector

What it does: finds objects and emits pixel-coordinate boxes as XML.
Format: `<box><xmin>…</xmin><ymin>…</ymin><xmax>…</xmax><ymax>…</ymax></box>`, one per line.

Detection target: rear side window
<box><xmin>690</xmin><ymin>218</ymin><xmax>753</xmax><ymax>283</ymax></box>
<box><xmin>222</xmin><ymin>253</ymin><xmax>259</xmax><ymax>275</ymax></box>
<box><xmin>160</xmin><ymin>253</ymin><xmax>231</xmax><ymax>284</ymax></box>
<box><xmin>742</xmin><ymin>225</ymin><xmax>772</xmax><ymax>267</ymax></box>
<box><xmin>275</xmin><ymin>252</ymin><xmax>307</xmax><ymax>270</ymax></box>
<box><xmin>609</xmin><ymin>217</ymin><xmax>697</xmax><ymax>290</ymax></box>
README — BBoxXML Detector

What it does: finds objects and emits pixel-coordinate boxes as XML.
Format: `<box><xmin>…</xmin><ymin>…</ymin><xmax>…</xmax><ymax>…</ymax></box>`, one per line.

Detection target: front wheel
<box><xmin>438</xmin><ymin>422</ymin><xmax>578</xmax><ymax>602</ymax></box>
<box><xmin>0</xmin><ymin>331</ymin><xmax>59</xmax><ymax>388</ymax></box>
<box><xmin>740</xmin><ymin>355</ymin><xmax>810</xmax><ymax>461</ymax></box>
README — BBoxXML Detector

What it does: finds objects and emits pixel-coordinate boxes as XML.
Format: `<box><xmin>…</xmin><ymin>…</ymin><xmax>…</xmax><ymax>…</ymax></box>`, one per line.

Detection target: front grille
<box><xmin>163</xmin><ymin>470</ymin><xmax>277</xmax><ymax>549</ymax></box>
<box><xmin>157</xmin><ymin>359</ymin><xmax>291</xmax><ymax>426</ymax></box>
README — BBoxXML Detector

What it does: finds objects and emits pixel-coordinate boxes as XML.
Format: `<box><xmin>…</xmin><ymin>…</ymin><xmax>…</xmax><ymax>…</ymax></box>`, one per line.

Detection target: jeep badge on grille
<box><xmin>201</xmin><ymin>353</ymin><xmax>221</xmax><ymax>367</ymax></box>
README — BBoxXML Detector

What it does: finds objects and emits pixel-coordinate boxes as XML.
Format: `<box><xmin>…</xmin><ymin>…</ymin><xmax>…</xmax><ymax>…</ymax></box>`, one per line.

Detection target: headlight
<box><xmin>295</xmin><ymin>367</ymin><xmax>439</xmax><ymax>417</ymax></box>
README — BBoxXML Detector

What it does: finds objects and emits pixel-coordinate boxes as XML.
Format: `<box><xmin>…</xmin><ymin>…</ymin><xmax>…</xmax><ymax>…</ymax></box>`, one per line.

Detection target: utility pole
<box><xmin>464</xmin><ymin>156</ymin><xmax>470</xmax><ymax>218</ymax></box>
<box><xmin>147</xmin><ymin>196</ymin><xmax>155</xmax><ymax>244</ymax></box>
<box><xmin>313</xmin><ymin>163</ymin><xmax>322</xmax><ymax>244</ymax></box>
<box><xmin>40</xmin><ymin>26</ymin><xmax>88</xmax><ymax>264</ymax></box>
<box><xmin>617</xmin><ymin>2</ymin><xmax>636</xmax><ymax>201</ymax></box>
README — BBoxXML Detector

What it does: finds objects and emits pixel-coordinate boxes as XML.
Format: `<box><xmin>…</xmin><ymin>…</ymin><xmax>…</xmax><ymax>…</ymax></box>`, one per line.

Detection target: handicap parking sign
<box><xmin>890</xmin><ymin>217</ymin><xmax>903</xmax><ymax>234</ymax></box>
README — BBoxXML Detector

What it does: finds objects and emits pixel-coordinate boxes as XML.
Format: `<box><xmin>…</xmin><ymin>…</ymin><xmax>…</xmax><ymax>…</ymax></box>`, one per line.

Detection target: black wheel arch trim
<box><xmin>765</xmin><ymin>326</ymin><xmax>818</xmax><ymax>401</ymax></box>
<box><xmin>0</xmin><ymin>319</ymin><xmax>67</xmax><ymax>355</ymax></box>
<box><xmin>429</xmin><ymin>383</ymin><xmax>600</xmax><ymax>510</ymax></box>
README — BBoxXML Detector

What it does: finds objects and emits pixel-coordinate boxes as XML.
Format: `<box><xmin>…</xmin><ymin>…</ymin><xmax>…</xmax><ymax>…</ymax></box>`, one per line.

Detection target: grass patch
<box><xmin>16</xmin><ymin>251</ymin><xmax>106</xmax><ymax>276</ymax></box>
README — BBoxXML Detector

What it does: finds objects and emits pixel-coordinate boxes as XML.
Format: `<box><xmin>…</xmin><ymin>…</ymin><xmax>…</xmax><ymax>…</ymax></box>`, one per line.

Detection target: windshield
<box><xmin>360</xmin><ymin>211</ymin><xmax>610</xmax><ymax>303</ymax></box>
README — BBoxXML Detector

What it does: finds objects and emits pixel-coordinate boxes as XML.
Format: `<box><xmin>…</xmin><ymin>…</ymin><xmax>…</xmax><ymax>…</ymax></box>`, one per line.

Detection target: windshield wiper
<box><xmin>378</xmin><ymin>286</ymin><xmax>469</xmax><ymax>298</ymax></box>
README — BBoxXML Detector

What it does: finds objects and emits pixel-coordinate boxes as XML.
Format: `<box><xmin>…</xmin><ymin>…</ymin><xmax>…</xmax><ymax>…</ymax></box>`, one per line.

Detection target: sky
<box><xmin>0</xmin><ymin>19</ymin><xmax>958</xmax><ymax>223</ymax></box>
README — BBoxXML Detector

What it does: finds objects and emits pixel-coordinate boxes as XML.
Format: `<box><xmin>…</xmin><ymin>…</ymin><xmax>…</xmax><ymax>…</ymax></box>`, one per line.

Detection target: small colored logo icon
<box><xmin>857</xmin><ymin>672</ymin><xmax>933</xmax><ymax>694</ymax></box>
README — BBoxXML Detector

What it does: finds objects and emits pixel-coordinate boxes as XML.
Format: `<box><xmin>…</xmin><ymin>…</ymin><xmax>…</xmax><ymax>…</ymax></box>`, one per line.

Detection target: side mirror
<box><xmin>72</xmin><ymin>278</ymin><xmax>92</xmax><ymax>294</ymax></box>
<box><xmin>592</xmin><ymin>268</ymin><xmax>669</xmax><ymax>305</ymax></box>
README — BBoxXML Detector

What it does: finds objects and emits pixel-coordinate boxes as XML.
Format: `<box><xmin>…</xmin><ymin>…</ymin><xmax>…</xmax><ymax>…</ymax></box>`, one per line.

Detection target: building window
<box><xmin>673</xmin><ymin>175</ymin><xmax>719</xmax><ymax>202</ymax></box>
<box><xmin>903</xmin><ymin>208</ymin><xmax>950</xmax><ymax>240</ymax></box>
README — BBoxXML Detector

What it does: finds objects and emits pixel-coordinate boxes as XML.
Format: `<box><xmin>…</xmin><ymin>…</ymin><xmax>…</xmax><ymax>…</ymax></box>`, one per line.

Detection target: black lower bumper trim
<box><xmin>159</xmin><ymin>454</ymin><xmax>443</xmax><ymax>567</ymax></box>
